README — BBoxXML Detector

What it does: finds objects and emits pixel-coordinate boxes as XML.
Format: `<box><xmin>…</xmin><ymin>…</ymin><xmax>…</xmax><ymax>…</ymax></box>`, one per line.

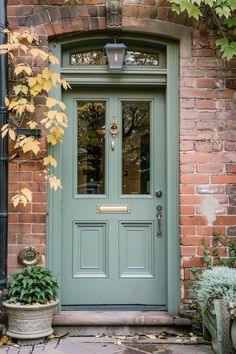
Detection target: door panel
<box><xmin>62</xmin><ymin>87</ymin><xmax>166</xmax><ymax>305</ymax></box>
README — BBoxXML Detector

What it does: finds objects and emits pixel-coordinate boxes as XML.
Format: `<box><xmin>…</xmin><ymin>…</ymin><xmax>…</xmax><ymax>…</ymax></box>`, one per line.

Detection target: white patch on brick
<box><xmin>202</xmin><ymin>196</ymin><xmax>219</xmax><ymax>225</ymax></box>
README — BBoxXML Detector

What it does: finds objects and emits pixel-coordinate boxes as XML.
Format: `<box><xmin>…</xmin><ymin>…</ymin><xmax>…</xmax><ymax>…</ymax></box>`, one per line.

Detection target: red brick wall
<box><xmin>6</xmin><ymin>0</ymin><xmax>236</xmax><ymax>308</ymax></box>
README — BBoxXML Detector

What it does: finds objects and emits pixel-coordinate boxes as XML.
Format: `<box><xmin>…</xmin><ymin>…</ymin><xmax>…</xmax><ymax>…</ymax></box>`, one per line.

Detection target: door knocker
<box><xmin>109</xmin><ymin>120</ymin><xmax>119</xmax><ymax>138</ymax></box>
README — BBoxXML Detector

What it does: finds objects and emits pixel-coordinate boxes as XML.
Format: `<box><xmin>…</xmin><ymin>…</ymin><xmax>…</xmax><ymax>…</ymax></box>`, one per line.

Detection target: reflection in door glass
<box><xmin>122</xmin><ymin>101</ymin><xmax>150</xmax><ymax>195</ymax></box>
<box><xmin>77</xmin><ymin>101</ymin><xmax>105</xmax><ymax>194</ymax></box>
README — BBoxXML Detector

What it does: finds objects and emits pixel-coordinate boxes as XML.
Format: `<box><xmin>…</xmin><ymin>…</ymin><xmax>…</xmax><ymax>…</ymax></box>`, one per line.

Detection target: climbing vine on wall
<box><xmin>170</xmin><ymin>0</ymin><xmax>236</xmax><ymax>60</ymax></box>
<box><xmin>0</xmin><ymin>29</ymin><xmax>70</xmax><ymax>206</ymax></box>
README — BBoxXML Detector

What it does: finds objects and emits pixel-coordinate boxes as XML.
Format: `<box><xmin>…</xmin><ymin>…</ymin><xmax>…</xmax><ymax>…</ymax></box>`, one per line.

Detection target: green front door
<box><xmin>61</xmin><ymin>87</ymin><xmax>166</xmax><ymax>306</ymax></box>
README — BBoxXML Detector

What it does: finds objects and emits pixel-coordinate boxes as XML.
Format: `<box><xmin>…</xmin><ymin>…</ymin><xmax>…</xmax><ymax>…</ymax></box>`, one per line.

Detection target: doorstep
<box><xmin>52</xmin><ymin>311</ymin><xmax>192</xmax><ymax>336</ymax></box>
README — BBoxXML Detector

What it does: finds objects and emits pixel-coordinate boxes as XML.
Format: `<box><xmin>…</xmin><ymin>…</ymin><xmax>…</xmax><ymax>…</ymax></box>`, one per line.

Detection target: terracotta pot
<box><xmin>3</xmin><ymin>299</ymin><xmax>58</xmax><ymax>345</ymax></box>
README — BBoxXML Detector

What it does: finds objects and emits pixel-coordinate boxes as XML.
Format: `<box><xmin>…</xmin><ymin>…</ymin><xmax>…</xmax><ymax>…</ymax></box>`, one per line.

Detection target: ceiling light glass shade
<box><xmin>104</xmin><ymin>43</ymin><xmax>127</xmax><ymax>72</ymax></box>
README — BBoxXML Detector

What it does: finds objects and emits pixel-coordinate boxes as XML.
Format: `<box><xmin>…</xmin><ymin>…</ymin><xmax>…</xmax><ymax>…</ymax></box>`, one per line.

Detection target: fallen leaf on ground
<box><xmin>47</xmin><ymin>334</ymin><xmax>55</xmax><ymax>340</ymax></box>
<box><xmin>0</xmin><ymin>335</ymin><xmax>9</xmax><ymax>346</ymax></box>
<box><xmin>190</xmin><ymin>336</ymin><xmax>198</xmax><ymax>341</ymax></box>
<box><xmin>132</xmin><ymin>335</ymin><xmax>140</xmax><ymax>340</ymax></box>
<box><xmin>146</xmin><ymin>334</ymin><xmax>156</xmax><ymax>339</ymax></box>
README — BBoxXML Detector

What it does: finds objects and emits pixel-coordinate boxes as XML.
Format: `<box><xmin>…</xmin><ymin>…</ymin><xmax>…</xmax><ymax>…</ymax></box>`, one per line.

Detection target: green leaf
<box><xmin>6</xmin><ymin>266</ymin><xmax>58</xmax><ymax>304</ymax></box>
<box><xmin>171</xmin><ymin>3</ymin><xmax>181</xmax><ymax>14</ymax></box>
<box><xmin>215</xmin><ymin>5</ymin><xmax>231</xmax><ymax>18</ymax></box>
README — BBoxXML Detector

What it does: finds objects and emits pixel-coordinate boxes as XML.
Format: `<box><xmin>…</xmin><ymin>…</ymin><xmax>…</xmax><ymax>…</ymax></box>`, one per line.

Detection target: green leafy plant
<box><xmin>190</xmin><ymin>233</ymin><xmax>236</xmax><ymax>314</ymax></box>
<box><xmin>194</xmin><ymin>266</ymin><xmax>236</xmax><ymax>313</ymax></box>
<box><xmin>170</xmin><ymin>0</ymin><xmax>236</xmax><ymax>60</ymax></box>
<box><xmin>191</xmin><ymin>232</ymin><xmax>236</xmax><ymax>278</ymax></box>
<box><xmin>6</xmin><ymin>266</ymin><xmax>58</xmax><ymax>304</ymax></box>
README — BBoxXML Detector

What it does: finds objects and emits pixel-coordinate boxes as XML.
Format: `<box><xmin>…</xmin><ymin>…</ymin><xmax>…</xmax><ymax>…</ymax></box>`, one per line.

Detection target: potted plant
<box><xmin>194</xmin><ymin>266</ymin><xmax>236</xmax><ymax>354</ymax></box>
<box><xmin>3</xmin><ymin>266</ymin><xmax>59</xmax><ymax>346</ymax></box>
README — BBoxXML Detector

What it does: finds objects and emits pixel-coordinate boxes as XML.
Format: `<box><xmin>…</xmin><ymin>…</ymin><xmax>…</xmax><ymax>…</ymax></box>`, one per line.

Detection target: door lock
<box><xmin>155</xmin><ymin>190</ymin><xmax>163</xmax><ymax>198</ymax></box>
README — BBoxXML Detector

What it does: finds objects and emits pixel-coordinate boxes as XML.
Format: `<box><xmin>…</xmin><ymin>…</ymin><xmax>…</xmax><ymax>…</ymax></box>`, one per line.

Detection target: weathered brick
<box><xmin>227</xmin><ymin>226</ymin><xmax>236</xmax><ymax>236</ymax></box>
<box><xmin>197</xmin><ymin>79</ymin><xmax>218</xmax><ymax>89</ymax></box>
<box><xmin>180</xmin><ymin>246</ymin><xmax>196</xmax><ymax>256</ymax></box>
<box><xmin>196</xmin><ymin>163</ymin><xmax>223</xmax><ymax>173</ymax></box>
<box><xmin>226</xmin><ymin>164</ymin><xmax>236</xmax><ymax>173</ymax></box>
<box><xmin>180</xmin><ymin>206</ymin><xmax>195</xmax><ymax>215</ymax></box>
<box><xmin>196</xmin><ymin>185</ymin><xmax>225</xmax><ymax>194</ymax></box>
<box><xmin>180</xmin><ymin>174</ymin><xmax>209</xmax><ymax>184</ymax></box>
<box><xmin>180</xmin><ymin>215</ymin><xmax>207</xmax><ymax>225</ymax></box>
<box><xmin>212</xmin><ymin>175</ymin><xmax>236</xmax><ymax>184</ymax></box>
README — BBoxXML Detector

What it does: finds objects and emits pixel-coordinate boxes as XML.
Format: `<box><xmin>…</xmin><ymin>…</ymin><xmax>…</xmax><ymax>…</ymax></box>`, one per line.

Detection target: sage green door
<box><xmin>61</xmin><ymin>87</ymin><xmax>166</xmax><ymax>305</ymax></box>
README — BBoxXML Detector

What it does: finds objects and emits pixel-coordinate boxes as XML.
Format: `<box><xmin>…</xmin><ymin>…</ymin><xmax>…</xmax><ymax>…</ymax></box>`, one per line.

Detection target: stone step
<box><xmin>53</xmin><ymin>311</ymin><xmax>191</xmax><ymax>336</ymax></box>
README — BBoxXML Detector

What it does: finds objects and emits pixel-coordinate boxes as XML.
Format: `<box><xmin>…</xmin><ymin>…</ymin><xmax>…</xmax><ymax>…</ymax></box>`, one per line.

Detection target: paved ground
<box><xmin>0</xmin><ymin>335</ymin><xmax>214</xmax><ymax>353</ymax></box>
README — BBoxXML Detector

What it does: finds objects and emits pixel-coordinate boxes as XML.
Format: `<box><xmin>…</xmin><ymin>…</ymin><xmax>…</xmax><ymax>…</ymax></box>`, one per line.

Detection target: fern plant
<box><xmin>6</xmin><ymin>266</ymin><xmax>58</xmax><ymax>304</ymax></box>
<box><xmin>194</xmin><ymin>266</ymin><xmax>236</xmax><ymax>313</ymax></box>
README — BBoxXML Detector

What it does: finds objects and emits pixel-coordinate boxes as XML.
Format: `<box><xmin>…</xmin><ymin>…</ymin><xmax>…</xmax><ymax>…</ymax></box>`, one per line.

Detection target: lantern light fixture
<box><xmin>104</xmin><ymin>42</ymin><xmax>127</xmax><ymax>72</ymax></box>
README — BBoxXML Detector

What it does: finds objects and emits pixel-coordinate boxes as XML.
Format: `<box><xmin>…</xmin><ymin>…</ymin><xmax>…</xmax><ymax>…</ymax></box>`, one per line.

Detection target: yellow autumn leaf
<box><xmin>41</xmin><ymin>68</ymin><xmax>60</xmax><ymax>85</ymax></box>
<box><xmin>14</xmin><ymin>64</ymin><xmax>32</xmax><ymax>76</ymax></box>
<box><xmin>17</xmin><ymin>98</ymin><xmax>27</xmax><ymax>105</ymax></box>
<box><xmin>46</xmin><ymin>97</ymin><xmax>65</xmax><ymax>111</ymax></box>
<box><xmin>46</xmin><ymin>127</ymin><xmax>64</xmax><ymax>145</ymax></box>
<box><xmin>15</xmin><ymin>105</ymin><xmax>26</xmax><ymax>116</ymax></box>
<box><xmin>13</xmin><ymin>84</ymin><xmax>28</xmax><ymax>95</ymax></box>
<box><xmin>42</xmin><ymin>68</ymin><xmax>51</xmax><ymax>80</ymax></box>
<box><xmin>37</xmin><ymin>74</ymin><xmax>45</xmax><ymax>85</ymax></box>
<box><xmin>43</xmin><ymin>155</ymin><xmax>57</xmax><ymax>167</ymax></box>
<box><xmin>9</xmin><ymin>128</ymin><xmax>16</xmax><ymax>141</ymax></box>
<box><xmin>47</xmin><ymin>175</ymin><xmax>62</xmax><ymax>191</ymax></box>
<box><xmin>13</xmin><ymin>85</ymin><xmax>22</xmax><ymax>95</ymax></box>
<box><xmin>21</xmin><ymin>187</ymin><xmax>32</xmax><ymax>202</ymax></box>
<box><xmin>11</xmin><ymin>187</ymin><xmax>32</xmax><ymax>207</ymax></box>
<box><xmin>0</xmin><ymin>335</ymin><xmax>10</xmax><ymax>346</ymax></box>
<box><xmin>12</xmin><ymin>191</ymin><xmax>31</xmax><ymax>207</ymax></box>
<box><xmin>28</xmin><ymin>77</ymin><xmax>37</xmax><ymax>87</ymax></box>
<box><xmin>61</xmin><ymin>79</ymin><xmax>71</xmax><ymax>90</ymax></box>
<box><xmin>46</xmin><ymin>133</ymin><xmax>57</xmax><ymax>145</ymax></box>
<box><xmin>27</xmin><ymin>120</ymin><xmax>38</xmax><ymax>129</ymax></box>
<box><xmin>55</xmin><ymin>112</ymin><xmax>68</xmax><ymax>127</ymax></box>
<box><xmin>12</xmin><ymin>195</ymin><xmax>21</xmax><ymax>208</ymax></box>
<box><xmin>8</xmin><ymin>100</ymin><xmax>19</xmax><ymax>110</ymax></box>
<box><xmin>30</xmin><ymin>84</ymin><xmax>44</xmax><ymax>96</ymax></box>
<box><xmin>43</xmin><ymin>80</ymin><xmax>54</xmax><ymax>92</ymax></box>
<box><xmin>46</xmin><ymin>110</ymin><xmax>57</xmax><ymax>120</ymax></box>
<box><xmin>48</xmin><ymin>54</ymin><xmax>59</xmax><ymax>65</ymax></box>
<box><xmin>4</xmin><ymin>97</ymin><xmax>9</xmax><ymax>106</ymax></box>
<box><xmin>30</xmin><ymin>48</ymin><xmax>48</xmax><ymax>60</ymax></box>
<box><xmin>20</xmin><ymin>136</ymin><xmax>40</xmax><ymax>155</ymax></box>
<box><xmin>26</xmin><ymin>103</ymin><xmax>35</xmax><ymax>113</ymax></box>
<box><xmin>1</xmin><ymin>123</ymin><xmax>9</xmax><ymax>138</ymax></box>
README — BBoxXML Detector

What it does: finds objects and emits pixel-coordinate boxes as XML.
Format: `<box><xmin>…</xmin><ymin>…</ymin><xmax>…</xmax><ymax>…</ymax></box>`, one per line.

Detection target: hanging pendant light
<box><xmin>104</xmin><ymin>43</ymin><xmax>126</xmax><ymax>72</ymax></box>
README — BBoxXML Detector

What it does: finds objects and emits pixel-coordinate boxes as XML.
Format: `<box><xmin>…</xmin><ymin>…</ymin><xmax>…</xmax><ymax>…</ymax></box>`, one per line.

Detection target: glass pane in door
<box><xmin>77</xmin><ymin>101</ymin><xmax>106</xmax><ymax>194</ymax></box>
<box><xmin>122</xmin><ymin>101</ymin><xmax>150</xmax><ymax>195</ymax></box>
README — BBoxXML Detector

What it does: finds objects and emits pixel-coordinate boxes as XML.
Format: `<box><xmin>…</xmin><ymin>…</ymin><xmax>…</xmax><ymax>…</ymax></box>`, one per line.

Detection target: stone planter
<box><xmin>3</xmin><ymin>299</ymin><xmax>58</xmax><ymax>346</ymax></box>
<box><xmin>202</xmin><ymin>299</ymin><xmax>235</xmax><ymax>354</ymax></box>
<box><xmin>231</xmin><ymin>320</ymin><xmax>236</xmax><ymax>351</ymax></box>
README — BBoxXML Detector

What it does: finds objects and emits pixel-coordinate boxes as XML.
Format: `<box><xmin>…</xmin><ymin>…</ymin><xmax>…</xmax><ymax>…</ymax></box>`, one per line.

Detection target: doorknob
<box><xmin>155</xmin><ymin>190</ymin><xmax>163</xmax><ymax>198</ymax></box>
<box><xmin>156</xmin><ymin>205</ymin><xmax>162</xmax><ymax>238</ymax></box>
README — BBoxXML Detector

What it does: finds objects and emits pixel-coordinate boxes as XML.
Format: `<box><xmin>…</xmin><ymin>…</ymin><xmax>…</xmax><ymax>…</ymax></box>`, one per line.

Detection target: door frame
<box><xmin>47</xmin><ymin>33</ymin><xmax>180</xmax><ymax>314</ymax></box>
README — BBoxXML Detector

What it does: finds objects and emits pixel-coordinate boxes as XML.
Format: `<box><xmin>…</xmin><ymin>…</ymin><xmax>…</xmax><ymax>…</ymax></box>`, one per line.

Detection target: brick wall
<box><xmin>6</xmin><ymin>0</ymin><xmax>236</xmax><ymax>307</ymax></box>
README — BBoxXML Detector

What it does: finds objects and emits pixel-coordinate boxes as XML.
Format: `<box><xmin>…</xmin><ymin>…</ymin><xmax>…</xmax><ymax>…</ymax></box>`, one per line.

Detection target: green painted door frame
<box><xmin>47</xmin><ymin>33</ymin><xmax>179</xmax><ymax>314</ymax></box>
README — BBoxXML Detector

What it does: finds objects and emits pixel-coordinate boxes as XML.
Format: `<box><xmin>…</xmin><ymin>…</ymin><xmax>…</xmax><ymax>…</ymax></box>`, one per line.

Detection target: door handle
<box><xmin>156</xmin><ymin>205</ymin><xmax>162</xmax><ymax>237</ymax></box>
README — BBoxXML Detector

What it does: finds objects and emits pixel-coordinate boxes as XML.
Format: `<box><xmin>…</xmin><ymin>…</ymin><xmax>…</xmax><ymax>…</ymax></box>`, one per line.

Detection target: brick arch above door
<box><xmin>7</xmin><ymin>1</ymin><xmax>191</xmax><ymax>57</ymax></box>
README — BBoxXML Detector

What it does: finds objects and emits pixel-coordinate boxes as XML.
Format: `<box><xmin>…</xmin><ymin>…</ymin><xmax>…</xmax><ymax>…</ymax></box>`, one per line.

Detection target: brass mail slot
<box><xmin>96</xmin><ymin>205</ymin><xmax>130</xmax><ymax>213</ymax></box>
